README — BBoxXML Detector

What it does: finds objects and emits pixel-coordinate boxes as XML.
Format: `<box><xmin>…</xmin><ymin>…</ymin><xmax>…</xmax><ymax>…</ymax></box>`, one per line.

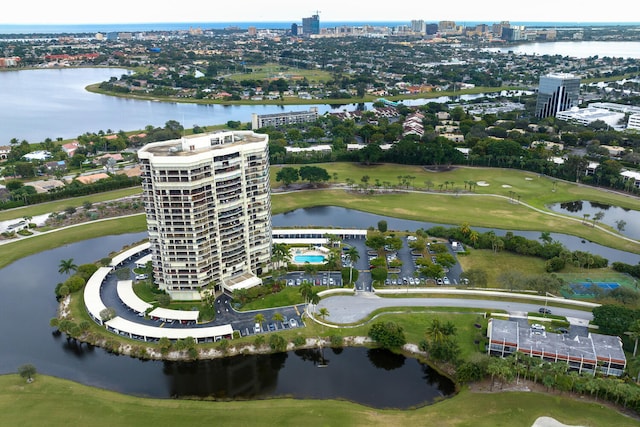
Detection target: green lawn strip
<box><xmin>1</xmin><ymin>375</ymin><xmax>637</xmax><ymax>427</ymax></box>
<box><xmin>0</xmin><ymin>187</ymin><xmax>143</xmax><ymax>221</ymax></box>
<box><xmin>237</xmin><ymin>286</ymin><xmax>305</xmax><ymax>311</ymax></box>
<box><xmin>0</xmin><ymin>215</ymin><xmax>147</xmax><ymax>270</ymax></box>
<box><xmin>272</xmin><ymin>189</ymin><xmax>640</xmax><ymax>253</ymax></box>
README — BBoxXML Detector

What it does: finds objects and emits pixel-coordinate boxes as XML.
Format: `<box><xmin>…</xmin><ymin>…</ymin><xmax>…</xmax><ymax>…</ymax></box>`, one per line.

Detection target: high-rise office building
<box><xmin>535</xmin><ymin>73</ymin><xmax>581</xmax><ymax>118</ymax></box>
<box><xmin>138</xmin><ymin>131</ymin><xmax>272</xmax><ymax>300</ymax></box>
<box><xmin>302</xmin><ymin>14</ymin><xmax>320</xmax><ymax>36</ymax></box>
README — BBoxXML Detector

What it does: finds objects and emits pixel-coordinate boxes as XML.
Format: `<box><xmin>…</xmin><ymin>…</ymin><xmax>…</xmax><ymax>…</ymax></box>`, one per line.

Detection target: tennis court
<box><xmin>569</xmin><ymin>282</ymin><xmax>620</xmax><ymax>296</ymax></box>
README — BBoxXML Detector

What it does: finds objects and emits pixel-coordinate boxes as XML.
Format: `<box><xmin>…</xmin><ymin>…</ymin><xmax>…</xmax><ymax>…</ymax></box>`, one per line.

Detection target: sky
<box><xmin>0</xmin><ymin>0</ymin><xmax>636</xmax><ymax>25</ymax></box>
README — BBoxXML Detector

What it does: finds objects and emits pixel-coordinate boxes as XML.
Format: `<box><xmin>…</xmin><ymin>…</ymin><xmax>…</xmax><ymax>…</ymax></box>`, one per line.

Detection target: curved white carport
<box><xmin>84</xmin><ymin>267</ymin><xmax>112</xmax><ymax>324</ymax></box>
<box><xmin>148</xmin><ymin>307</ymin><xmax>199</xmax><ymax>323</ymax></box>
<box><xmin>105</xmin><ymin>317</ymin><xmax>233</xmax><ymax>342</ymax></box>
<box><xmin>116</xmin><ymin>280</ymin><xmax>153</xmax><ymax>314</ymax></box>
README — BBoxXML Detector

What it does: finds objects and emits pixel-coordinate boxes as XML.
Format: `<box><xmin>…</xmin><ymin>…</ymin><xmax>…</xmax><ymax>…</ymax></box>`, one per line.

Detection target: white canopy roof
<box><xmin>111</xmin><ymin>242</ymin><xmax>150</xmax><ymax>267</ymax></box>
<box><xmin>149</xmin><ymin>307</ymin><xmax>200</xmax><ymax>322</ymax></box>
<box><xmin>116</xmin><ymin>280</ymin><xmax>152</xmax><ymax>314</ymax></box>
<box><xmin>84</xmin><ymin>267</ymin><xmax>112</xmax><ymax>321</ymax></box>
<box><xmin>105</xmin><ymin>317</ymin><xmax>233</xmax><ymax>340</ymax></box>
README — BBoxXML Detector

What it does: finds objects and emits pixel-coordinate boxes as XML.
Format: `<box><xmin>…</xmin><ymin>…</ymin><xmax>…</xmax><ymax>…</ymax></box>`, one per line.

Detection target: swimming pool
<box><xmin>293</xmin><ymin>254</ymin><xmax>326</xmax><ymax>264</ymax></box>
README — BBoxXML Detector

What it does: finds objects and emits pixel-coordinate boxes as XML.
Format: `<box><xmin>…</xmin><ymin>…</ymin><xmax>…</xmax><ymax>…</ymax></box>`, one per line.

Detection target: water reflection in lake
<box><xmin>548</xmin><ymin>201</ymin><xmax>640</xmax><ymax>240</ymax></box>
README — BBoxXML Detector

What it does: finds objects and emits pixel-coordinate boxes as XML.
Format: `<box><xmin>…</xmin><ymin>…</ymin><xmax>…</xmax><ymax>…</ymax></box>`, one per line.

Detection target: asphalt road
<box><xmin>316</xmin><ymin>294</ymin><xmax>594</xmax><ymax>324</ymax></box>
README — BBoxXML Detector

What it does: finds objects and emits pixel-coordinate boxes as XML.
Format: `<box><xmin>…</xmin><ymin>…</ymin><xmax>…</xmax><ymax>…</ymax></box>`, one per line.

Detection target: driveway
<box><xmin>316</xmin><ymin>294</ymin><xmax>594</xmax><ymax>324</ymax></box>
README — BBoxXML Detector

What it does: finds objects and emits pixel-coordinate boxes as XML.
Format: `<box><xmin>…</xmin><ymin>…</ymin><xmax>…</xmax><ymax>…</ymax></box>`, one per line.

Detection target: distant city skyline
<box><xmin>2</xmin><ymin>0</ymin><xmax>637</xmax><ymax>25</ymax></box>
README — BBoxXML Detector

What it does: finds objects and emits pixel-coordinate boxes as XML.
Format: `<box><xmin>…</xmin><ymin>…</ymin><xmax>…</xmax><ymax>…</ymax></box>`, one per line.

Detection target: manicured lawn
<box><xmin>1</xmin><ymin>375</ymin><xmax>637</xmax><ymax>427</ymax></box>
<box><xmin>238</xmin><ymin>286</ymin><xmax>305</xmax><ymax>311</ymax></box>
<box><xmin>0</xmin><ymin>187</ymin><xmax>143</xmax><ymax>221</ymax></box>
<box><xmin>457</xmin><ymin>248</ymin><xmax>548</xmax><ymax>285</ymax></box>
<box><xmin>0</xmin><ymin>215</ymin><xmax>147</xmax><ymax>270</ymax></box>
<box><xmin>225</xmin><ymin>63</ymin><xmax>333</xmax><ymax>83</ymax></box>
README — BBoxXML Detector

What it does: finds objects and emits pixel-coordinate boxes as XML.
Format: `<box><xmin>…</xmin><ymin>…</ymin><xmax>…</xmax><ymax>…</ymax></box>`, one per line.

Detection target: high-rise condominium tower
<box><xmin>535</xmin><ymin>72</ymin><xmax>581</xmax><ymax>118</ymax></box>
<box><xmin>138</xmin><ymin>131</ymin><xmax>272</xmax><ymax>300</ymax></box>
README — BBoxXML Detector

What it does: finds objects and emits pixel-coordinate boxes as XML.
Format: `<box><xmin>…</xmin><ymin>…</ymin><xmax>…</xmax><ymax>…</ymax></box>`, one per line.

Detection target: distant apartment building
<box><xmin>535</xmin><ymin>73</ymin><xmax>581</xmax><ymax>118</ymax></box>
<box><xmin>628</xmin><ymin>113</ymin><xmax>640</xmax><ymax>131</ymax></box>
<box><xmin>137</xmin><ymin>131</ymin><xmax>272</xmax><ymax>300</ymax></box>
<box><xmin>302</xmin><ymin>14</ymin><xmax>320</xmax><ymax>36</ymax></box>
<box><xmin>438</xmin><ymin>21</ymin><xmax>457</xmax><ymax>33</ymax></box>
<box><xmin>410</xmin><ymin>20</ymin><xmax>426</xmax><ymax>34</ymax></box>
<box><xmin>251</xmin><ymin>107</ymin><xmax>319</xmax><ymax>130</ymax></box>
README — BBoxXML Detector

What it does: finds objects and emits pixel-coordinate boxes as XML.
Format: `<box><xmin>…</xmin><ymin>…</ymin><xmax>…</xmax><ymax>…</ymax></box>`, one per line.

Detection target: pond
<box><xmin>547</xmin><ymin>201</ymin><xmax>640</xmax><ymax>240</ymax></box>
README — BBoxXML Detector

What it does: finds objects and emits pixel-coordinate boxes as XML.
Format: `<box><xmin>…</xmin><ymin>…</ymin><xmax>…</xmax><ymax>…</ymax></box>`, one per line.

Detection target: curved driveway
<box><xmin>317</xmin><ymin>294</ymin><xmax>594</xmax><ymax>324</ymax></box>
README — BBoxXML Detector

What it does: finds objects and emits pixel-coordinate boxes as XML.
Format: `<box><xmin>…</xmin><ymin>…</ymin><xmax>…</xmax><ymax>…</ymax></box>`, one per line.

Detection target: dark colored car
<box><xmin>538</xmin><ymin>307</ymin><xmax>552</xmax><ymax>315</ymax></box>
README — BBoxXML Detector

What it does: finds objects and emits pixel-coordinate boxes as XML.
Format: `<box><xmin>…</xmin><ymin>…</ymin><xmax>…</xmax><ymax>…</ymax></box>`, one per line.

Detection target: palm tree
<box><xmin>254</xmin><ymin>313</ymin><xmax>265</xmax><ymax>326</ymax></box>
<box><xmin>58</xmin><ymin>258</ymin><xmax>78</xmax><ymax>275</ymax></box>
<box><xmin>324</xmin><ymin>250</ymin><xmax>339</xmax><ymax>272</ymax></box>
<box><xmin>425</xmin><ymin>319</ymin><xmax>446</xmax><ymax>344</ymax></box>
<box><xmin>271</xmin><ymin>243</ymin><xmax>290</xmax><ymax>269</ymax></box>
<box><xmin>345</xmin><ymin>246</ymin><xmax>360</xmax><ymax>285</ymax></box>
<box><xmin>299</xmin><ymin>281</ymin><xmax>313</xmax><ymax>303</ymax></box>
<box><xmin>628</xmin><ymin>319</ymin><xmax>640</xmax><ymax>357</ymax></box>
<box><xmin>318</xmin><ymin>307</ymin><xmax>329</xmax><ymax>322</ymax></box>
<box><xmin>469</xmin><ymin>230</ymin><xmax>480</xmax><ymax>248</ymax></box>
<box><xmin>308</xmin><ymin>290</ymin><xmax>320</xmax><ymax>313</ymax></box>
<box><xmin>272</xmin><ymin>312</ymin><xmax>284</xmax><ymax>328</ymax></box>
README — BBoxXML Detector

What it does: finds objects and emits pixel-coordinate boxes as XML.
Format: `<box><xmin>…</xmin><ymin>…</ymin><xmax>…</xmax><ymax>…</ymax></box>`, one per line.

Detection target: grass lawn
<box><xmin>1</xmin><ymin>374</ymin><xmax>637</xmax><ymax>427</ymax></box>
<box><xmin>238</xmin><ymin>286</ymin><xmax>305</xmax><ymax>311</ymax></box>
<box><xmin>457</xmin><ymin>248</ymin><xmax>548</xmax><ymax>285</ymax></box>
<box><xmin>225</xmin><ymin>63</ymin><xmax>333</xmax><ymax>83</ymax></box>
<box><xmin>0</xmin><ymin>215</ymin><xmax>147</xmax><ymax>270</ymax></box>
<box><xmin>0</xmin><ymin>187</ymin><xmax>143</xmax><ymax>221</ymax></box>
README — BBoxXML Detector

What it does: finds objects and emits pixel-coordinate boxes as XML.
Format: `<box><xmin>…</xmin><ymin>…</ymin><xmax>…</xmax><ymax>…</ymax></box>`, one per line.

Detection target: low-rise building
<box><xmin>488</xmin><ymin>318</ymin><xmax>626</xmax><ymax>376</ymax></box>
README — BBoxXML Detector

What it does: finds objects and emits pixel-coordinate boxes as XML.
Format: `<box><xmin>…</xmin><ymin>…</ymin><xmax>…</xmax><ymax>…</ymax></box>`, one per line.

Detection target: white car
<box><xmin>443</xmin><ymin>277</ymin><xmax>450</xmax><ymax>285</ymax></box>
<box><xmin>135</xmin><ymin>274</ymin><xmax>148</xmax><ymax>280</ymax></box>
<box><xmin>289</xmin><ymin>318</ymin><xmax>298</xmax><ymax>328</ymax></box>
<box><xmin>254</xmin><ymin>323</ymin><xmax>261</xmax><ymax>333</ymax></box>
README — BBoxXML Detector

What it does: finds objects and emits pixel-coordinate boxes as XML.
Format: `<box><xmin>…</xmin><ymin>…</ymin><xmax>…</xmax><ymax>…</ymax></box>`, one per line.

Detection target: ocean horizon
<box><xmin>1</xmin><ymin>21</ymin><xmax>639</xmax><ymax>34</ymax></box>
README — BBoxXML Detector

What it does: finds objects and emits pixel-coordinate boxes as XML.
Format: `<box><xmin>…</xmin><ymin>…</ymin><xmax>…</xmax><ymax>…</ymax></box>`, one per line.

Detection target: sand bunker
<box><xmin>525</xmin><ymin>177</ymin><xmax>534</xmax><ymax>181</ymax></box>
<box><xmin>477</xmin><ymin>181</ymin><xmax>490</xmax><ymax>187</ymax></box>
<box><xmin>502</xmin><ymin>184</ymin><xmax>512</xmax><ymax>188</ymax></box>
<box><xmin>531</xmin><ymin>417</ymin><xmax>585</xmax><ymax>427</ymax></box>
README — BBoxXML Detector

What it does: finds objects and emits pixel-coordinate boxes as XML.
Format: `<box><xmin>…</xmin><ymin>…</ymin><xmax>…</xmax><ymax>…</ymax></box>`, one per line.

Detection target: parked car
<box><xmin>268</xmin><ymin>323</ymin><xmax>276</xmax><ymax>331</ymax></box>
<box><xmin>538</xmin><ymin>307</ymin><xmax>552</xmax><ymax>315</ymax></box>
<box><xmin>329</xmin><ymin>277</ymin><xmax>334</xmax><ymax>285</ymax></box>
<box><xmin>436</xmin><ymin>278</ymin><xmax>444</xmax><ymax>285</ymax></box>
<box><xmin>558</xmin><ymin>327</ymin><xmax>569</xmax><ymax>334</ymax></box>
<box><xmin>135</xmin><ymin>274</ymin><xmax>148</xmax><ymax>280</ymax></box>
<box><xmin>254</xmin><ymin>323</ymin><xmax>261</xmax><ymax>333</ymax></box>
<box><xmin>289</xmin><ymin>319</ymin><xmax>298</xmax><ymax>328</ymax></box>
<box><xmin>443</xmin><ymin>277</ymin><xmax>450</xmax><ymax>285</ymax></box>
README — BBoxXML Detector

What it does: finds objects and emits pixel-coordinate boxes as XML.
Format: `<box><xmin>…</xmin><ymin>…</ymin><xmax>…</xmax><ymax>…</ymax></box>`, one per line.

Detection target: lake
<box><xmin>547</xmin><ymin>200</ymin><xmax>640</xmax><ymax>240</ymax></box>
